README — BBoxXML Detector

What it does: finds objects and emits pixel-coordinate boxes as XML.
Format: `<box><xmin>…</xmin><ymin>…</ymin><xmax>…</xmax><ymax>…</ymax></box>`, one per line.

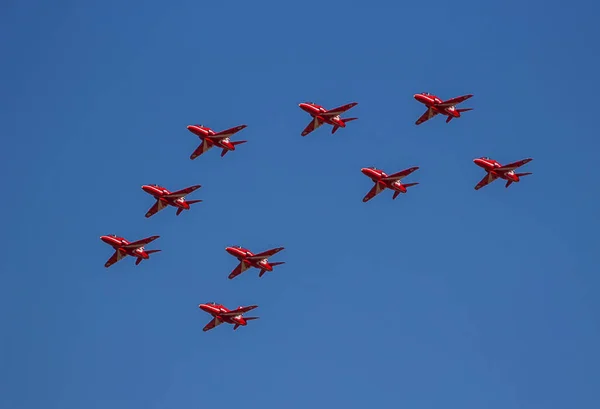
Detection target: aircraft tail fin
<box><xmin>220</xmin><ymin>141</ymin><xmax>246</xmax><ymax>157</ymax></box>
<box><xmin>506</xmin><ymin>172</ymin><xmax>532</xmax><ymax>188</ymax></box>
<box><xmin>332</xmin><ymin>118</ymin><xmax>357</xmax><ymax>134</ymax></box>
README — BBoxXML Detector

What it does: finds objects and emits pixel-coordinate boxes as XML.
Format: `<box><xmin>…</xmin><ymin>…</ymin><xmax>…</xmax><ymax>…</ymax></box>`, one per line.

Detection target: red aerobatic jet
<box><xmin>413</xmin><ymin>92</ymin><xmax>473</xmax><ymax>125</ymax></box>
<box><xmin>141</xmin><ymin>184</ymin><xmax>202</xmax><ymax>218</ymax></box>
<box><xmin>361</xmin><ymin>166</ymin><xmax>419</xmax><ymax>202</ymax></box>
<box><xmin>225</xmin><ymin>245</ymin><xmax>285</xmax><ymax>279</ymax></box>
<box><xmin>186</xmin><ymin>124</ymin><xmax>247</xmax><ymax>159</ymax></box>
<box><xmin>198</xmin><ymin>302</ymin><xmax>259</xmax><ymax>331</ymax></box>
<box><xmin>473</xmin><ymin>157</ymin><xmax>533</xmax><ymax>190</ymax></box>
<box><xmin>100</xmin><ymin>234</ymin><xmax>160</xmax><ymax>267</ymax></box>
<box><xmin>298</xmin><ymin>101</ymin><xmax>358</xmax><ymax>136</ymax></box>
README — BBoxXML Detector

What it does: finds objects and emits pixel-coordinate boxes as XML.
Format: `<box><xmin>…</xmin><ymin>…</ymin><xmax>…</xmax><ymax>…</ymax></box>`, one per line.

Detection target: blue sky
<box><xmin>1</xmin><ymin>0</ymin><xmax>599</xmax><ymax>408</ymax></box>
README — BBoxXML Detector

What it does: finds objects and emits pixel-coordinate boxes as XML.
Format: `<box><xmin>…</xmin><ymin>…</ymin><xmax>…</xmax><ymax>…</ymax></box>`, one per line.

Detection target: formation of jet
<box><xmin>186</xmin><ymin>124</ymin><xmax>247</xmax><ymax>159</ymax></box>
<box><xmin>298</xmin><ymin>101</ymin><xmax>358</xmax><ymax>136</ymax></box>
<box><xmin>198</xmin><ymin>302</ymin><xmax>259</xmax><ymax>331</ymax></box>
<box><xmin>141</xmin><ymin>184</ymin><xmax>202</xmax><ymax>217</ymax></box>
<box><xmin>473</xmin><ymin>157</ymin><xmax>533</xmax><ymax>190</ymax></box>
<box><xmin>100</xmin><ymin>234</ymin><xmax>161</xmax><ymax>267</ymax></box>
<box><xmin>100</xmin><ymin>94</ymin><xmax>534</xmax><ymax>334</ymax></box>
<box><xmin>361</xmin><ymin>166</ymin><xmax>419</xmax><ymax>202</ymax></box>
<box><xmin>413</xmin><ymin>92</ymin><xmax>473</xmax><ymax>125</ymax></box>
<box><xmin>225</xmin><ymin>246</ymin><xmax>286</xmax><ymax>279</ymax></box>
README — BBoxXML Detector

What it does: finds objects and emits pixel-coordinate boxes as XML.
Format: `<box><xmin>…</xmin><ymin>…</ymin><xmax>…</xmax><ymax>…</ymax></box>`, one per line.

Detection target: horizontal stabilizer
<box><xmin>145</xmin><ymin>250</ymin><xmax>161</xmax><ymax>255</ymax></box>
<box><xmin>403</xmin><ymin>182</ymin><xmax>419</xmax><ymax>188</ymax></box>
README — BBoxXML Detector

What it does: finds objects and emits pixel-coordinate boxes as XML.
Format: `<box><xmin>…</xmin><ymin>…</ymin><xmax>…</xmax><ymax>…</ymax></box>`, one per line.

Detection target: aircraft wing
<box><xmin>212</xmin><ymin>125</ymin><xmax>247</xmax><ymax>139</ymax></box>
<box><xmin>301</xmin><ymin>117</ymin><xmax>323</xmax><ymax>136</ymax></box>
<box><xmin>496</xmin><ymin>158</ymin><xmax>532</xmax><ymax>172</ymax></box>
<box><xmin>203</xmin><ymin>317</ymin><xmax>222</xmax><ymax>331</ymax></box>
<box><xmin>382</xmin><ymin>166</ymin><xmax>419</xmax><ymax>181</ymax></box>
<box><xmin>105</xmin><ymin>249</ymin><xmax>126</xmax><ymax>268</ymax></box>
<box><xmin>220</xmin><ymin>305</ymin><xmax>258</xmax><ymax>317</ymax></box>
<box><xmin>190</xmin><ymin>139</ymin><xmax>213</xmax><ymax>160</ymax></box>
<box><xmin>247</xmin><ymin>247</ymin><xmax>285</xmax><ymax>260</ymax></box>
<box><xmin>415</xmin><ymin>108</ymin><xmax>438</xmax><ymax>125</ymax></box>
<box><xmin>163</xmin><ymin>185</ymin><xmax>201</xmax><ymax>199</ymax></box>
<box><xmin>437</xmin><ymin>94</ymin><xmax>473</xmax><ymax>107</ymax></box>
<box><xmin>363</xmin><ymin>182</ymin><xmax>385</xmax><ymax>202</ymax></box>
<box><xmin>228</xmin><ymin>261</ymin><xmax>251</xmax><ymax>279</ymax></box>
<box><xmin>145</xmin><ymin>200</ymin><xmax>168</xmax><ymax>218</ymax></box>
<box><xmin>320</xmin><ymin>102</ymin><xmax>358</xmax><ymax>117</ymax></box>
<box><xmin>474</xmin><ymin>172</ymin><xmax>498</xmax><ymax>190</ymax></box>
<box><xmin>122</xmin><ymin>235</ymin><xmax>160</xmax><ymax>249</ymax></box>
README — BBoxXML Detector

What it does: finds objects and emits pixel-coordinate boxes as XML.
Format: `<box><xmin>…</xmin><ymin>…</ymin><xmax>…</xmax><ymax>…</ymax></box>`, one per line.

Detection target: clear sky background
<box><xmin>1</xmin><ymin>1</ymin><xmax>599</xmax><ymax>408</ymax></box>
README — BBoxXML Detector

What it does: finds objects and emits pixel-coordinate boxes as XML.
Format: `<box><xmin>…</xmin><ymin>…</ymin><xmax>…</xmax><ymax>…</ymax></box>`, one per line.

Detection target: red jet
<box><xmin>141</xmin><ymin>184</ymin><xmax>202</xmax><ymax>218</ymax></box>
<box><xmin>298</xmin><ymin>101</ymin><xmax>358</xmax><ymax>136</ymax></box>
<box><xmin>198</xmin><ymin>302</ymin><xmax>259</xmax><ymax>331</ymax></box>
<box><xmin>225</xmin><ymin>245</ymin><xmax>285</xmax><ymax>279</ymax></box>
<box><xmin>473</xmin><ymin>157</ymin><xmax>533</xmax><ymax>190</ymax></box>
<box><xmin>361</xmin><ymin>166</ymin><xmax>419</xmax><ymax>202</ymax></box>
<box><xmin>100</xmin><ymin>234</ymin><xmax>160</xmax><ymax>267</ymax></box>
<box><xmin>186</xmin><ymin>124</ymin><xmax>247</xmax><ymax>159</ymax></box>
<box><xmin>413</xmin><ymin>92</ymin><xmax>473</xmax><ymax>125</ymax></box>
